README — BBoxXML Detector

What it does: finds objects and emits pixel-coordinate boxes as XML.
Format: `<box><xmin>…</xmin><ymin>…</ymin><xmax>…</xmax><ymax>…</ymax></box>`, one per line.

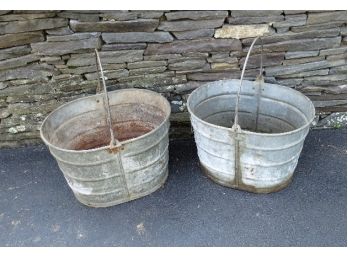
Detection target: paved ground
<box><xmin>0</xmin><ymin>129</ymin><xmax>346</xmax><ymax>246</ymax></box>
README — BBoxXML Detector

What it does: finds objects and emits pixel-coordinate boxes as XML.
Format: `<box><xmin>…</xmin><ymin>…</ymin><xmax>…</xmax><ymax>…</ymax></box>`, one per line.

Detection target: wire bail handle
<box><xmin>94</xmin><ymin>49</ymin><xmax>121</xmax><ymax>149</ymax></box>
<box><xmin>232</xmin><ymin>37</ymin><xmax>264</xmax><ymax>131</ymax></box>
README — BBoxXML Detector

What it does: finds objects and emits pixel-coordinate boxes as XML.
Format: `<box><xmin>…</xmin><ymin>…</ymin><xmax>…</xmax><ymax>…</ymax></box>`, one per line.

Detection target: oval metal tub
<box><xmin>187</xmin><ymin>37</ymin><xmax>315</xmax><ymax>193</ymax></box>
<box><xmin>40</xmin><ymin>88</ymin><xmax>171</xmax><ymax>207</ymax></box>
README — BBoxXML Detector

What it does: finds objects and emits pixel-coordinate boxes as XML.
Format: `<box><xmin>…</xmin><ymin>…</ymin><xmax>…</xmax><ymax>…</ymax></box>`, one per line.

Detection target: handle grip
<box><xmin>94</xmin><ymin>49</ymin><xmax>120</xmax><ymax>148</ymax></box>
<box><xmin>232</xmin><ymin>37</ymin><xmax>264</xmax><ymax>130</ymax></box>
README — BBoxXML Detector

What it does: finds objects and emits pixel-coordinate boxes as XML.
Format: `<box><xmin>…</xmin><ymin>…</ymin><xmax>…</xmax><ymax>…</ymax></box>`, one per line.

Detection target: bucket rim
<box><xmin>40</xmin><ymin>88</ymin><xmax>171</xmax><ymax>153</ymax></box>
<box><xmin>187</xmin><ymin>79</ymin><xmax>316</xmax><ymax>137</ymax></box>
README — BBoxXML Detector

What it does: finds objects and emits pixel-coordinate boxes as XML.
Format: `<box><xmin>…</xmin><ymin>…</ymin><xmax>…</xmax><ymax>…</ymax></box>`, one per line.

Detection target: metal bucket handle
<box><xmin>94</xmin><ymin>49</ymin><xmax>121</xmax><ymax>149</ymax></box>
<box><xmin>232</xmin><ymin>36</ymin><xmax>264</xmax><ymax>131</ymax></box>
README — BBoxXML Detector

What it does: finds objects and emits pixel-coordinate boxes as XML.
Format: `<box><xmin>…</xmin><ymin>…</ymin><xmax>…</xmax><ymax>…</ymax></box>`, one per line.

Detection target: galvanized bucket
<box><xmin>187</xmin><ymin>37</ymin><xmax>315</xmax><ymax>193</ymax></box>
<box><xmin>40</xmin><ymin>50</ymin><xmax>171</xmax><ymax>207</ymax></box>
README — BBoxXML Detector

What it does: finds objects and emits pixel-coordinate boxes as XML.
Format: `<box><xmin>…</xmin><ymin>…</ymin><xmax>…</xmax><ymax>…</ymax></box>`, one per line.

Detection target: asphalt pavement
<box><xmin>0</xmin><ymin>129</ymin><xmax>346</xmax><ymax>246</ymax></box>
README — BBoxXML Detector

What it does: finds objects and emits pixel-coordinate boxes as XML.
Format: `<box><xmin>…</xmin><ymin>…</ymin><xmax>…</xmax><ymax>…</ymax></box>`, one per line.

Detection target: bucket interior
<box><xmin>42</xmin><ymin>90</ymin><xmax>169</xmax><ymax>151</ymax></box>
<box><xmin>189</xmin><ymin>80</ymin><xmax>315</xmax><ymax>134</ymax></box>
<box><xmin>54</xmin><ymin>103</ymin><xmax>165</xmax><ymax>150</ymax></box>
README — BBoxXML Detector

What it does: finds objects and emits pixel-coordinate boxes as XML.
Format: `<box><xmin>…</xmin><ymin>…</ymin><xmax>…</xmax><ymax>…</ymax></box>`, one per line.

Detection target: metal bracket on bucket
<box><xmin>231</xmin><ymin>37</ymin><xmax>264</xmax><ymax>187</ymax></box>
<box><xmin>94</xmin><ymin>49</ymin><xmax>122</xmax><ymax>151</ymax></box>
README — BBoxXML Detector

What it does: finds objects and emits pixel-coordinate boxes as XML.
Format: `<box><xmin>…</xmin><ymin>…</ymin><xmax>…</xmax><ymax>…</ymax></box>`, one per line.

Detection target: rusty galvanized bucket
<box><xmin>40</xmin><ymin>50</ymin><xmax>171</xmax><ymax>207</ymax></box>
<box><xmin>187</xmin><ymin>37</ymin><xmax>315</xmax><ymax>193</ymax></box>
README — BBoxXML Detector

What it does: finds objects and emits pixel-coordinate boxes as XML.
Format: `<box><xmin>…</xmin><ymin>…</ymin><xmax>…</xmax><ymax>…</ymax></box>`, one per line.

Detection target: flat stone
<box><xmin>84</xmin><ymin>69</ymin><xmax>129</xmax><ymax>80</ymax></box>
<box><xmin>40</xmin><ymin>56</ymin><xmax>62</xmax><ymax>64</ymax></box>
<box><xmin>135</xmin><ymin>11</ymin><xmax>164</xmax><ymax>19</ymax></box>
<box><xmin>277</xmin><ymin>69</ymin><xmax>329</xmax><ymax>78</ymax></box>
<box><xmin>144</xmin><ymin>54</ymin><xmax>182</xmax><ymax>61</ymax></box>
<box><xmin>0</xmin><ymin>45</ymin><xmax>31</xmax><ymax>61</ymax></box>
<box><xmin>52</xmin><ymin>77</ymin><xmax>98</xmax><ymax>92</ymax></box>
<box><xmin>175</xmin><ymin>64</ymin><xmax>211</xmax><ymax>75</ymax></box>
<box><xmin>230</xmin><ymin>10</ymin><xmax>283</xmax><ymax>17</ymax></box>
<box><xmin>273</xmin><ymin>14</ymin><xmax>307</xmax><ymax>29</ymax></box>
<box><xmin>227</xmin><ymin>16</ymin><xmax>284</xmax><ymax>25</ymax></box>
<box><xmin>245</xmin><ymin>37</ymin><xmax>342</xmax><ymax>53</ymax></box>
<box><xmin>67</xmin><ymin>50</ymin><xmax>144</xmax><ymax>66</ymax></box>
<box><xmin>47</xmin><ymin>32</ymin><xmax>100</xmax><ymax>42</ymax></box>
<box><xmin>285</xmin><ymin>51</ymin><xmax>319</xmax><ymax>59</ymax></box>
<box><xmin>0</xmin><ymin>77</ymin><xmax>49</xmax><ymax>87</ymax></box>
<box><xmin>70</xmin><ymin>19</ymin><xmax>159</xmax><ymax>32</ymax></box>
<box><xmin>316</xmin><ymin>112</ymin><xmax>347</xmax><ymax>127</ymax></box>
<box><xmin>0</xmin><ymin>108</ymin><xmax>10</xmax><ymax>119</ymax></box>
<box><xmin>12</xmin><ymin>10</ymin><xmax>59</xmax><ymax>14</ymax></box>
<box><xmin>282</xmin><ymin>56</ymin><xmax>325</xmax><ymax>66</ymax></box>
<box><xmin>145</xmin><ymin>38</ymin><xmax>241</xmax><ymax>55</ymax></box>
<box><xmin>117</xmin><ymin>73</ymin><xmax>187</xmax><ymax>87</ymax></box>
<box><xmin>99</xmin><ymin>11</ymin><xmax>138</xmax><ymax>21</ymax></box>
<box><xmin>129</xmin><ymin>66</ymin><xmax>167</xmax><ymax>76</ymax></box>
<box><xmin>0</xmin><ymin>82</ymin><xmax>8</xmax><ymax>90</ymax></box>
<box><xmin>329</xmin><ymin>65</ymin><xmax>347</xmax><ymax>75</ymax></box>
<box><xmin>182</xmin><ymin>52</ymin><xmax>209</xmax><ymax>57</ymax></box>
<box><xmin>207</xmin><ymin>56</ymin><xmax>238</xmax><ymax>64</ymax></box>
<box><xmin>0</xmin><ymin>54</ymin><xmax>40</xmax><ymax>71</ymax></box>
<box><xmin>326</xmin><ymin>59</ymin><xmax>347</xmax><ymax>68</ymax></box>
<box><xmin>31</xmin><ymin>37</ymin><xmax>101</xmax><ymax>55</ymax></box>
<box><xmin>211</xmin><ymin>63</ymin><xmax>239</xmax><ymax>71</ymax></box>
<box><xmin>303</xmin><ymin>80</ymin><xmax>347</xmax><ymax>88</ymax></box>
<box><xmin>101</xmin><ymin>43</ymin><xmax>147</xmax><ymax>51</ymax></box>
<box><xmin>0</xmin><ymin>13</ymin><xmax>56</xmax><ymax>21</ymax></box>
<box><xmin>291</xmin><ymin>21</ymin><xmax>345</xmax><ymax>33</ymax></box>
<box><xmin>173</xmin><ymin>29</ymin><xmax>214</xmax><ymax>40</ymax></box>
<box><xmin>215</xmin><ymin>24</ymin><xmax>271</xmax><ymax>39</ymax></box>
<box><xmin>0</xmin><ymin>18</ymin><xmax>67</xmax><ymax>34</ymax></box>
<box><xmin>0</xmin><ymin>11</ymin><xmax>11</xmax><ymax>15</ymax></box>
<box><xmin>59</xmin><ymin>63</ymin><xmax>126</xmax><ymax>75</ymax></box>
<box><xmin>168</xmin><ymin>81</ymin><xmax>202</xmax><ymax>93</ymax></box>
<box><xmin>239</xmin><ymin>53</ymin><xmax>285</xmax><ymax>68</ymax></box>
<box><xmin>0</xmin><ymin>82</ymin><xmax>54</xmax><ymax>97</ymax></box>
<box><xmin>187</xmin><ymin>72</ymin><xmax>240</xmax><ymax>81</ymax></box>
<box><xmin>230</xmin><ymin>51</ymin><xmax>243</xmax><ymax>58</ymax></box>
<box><xmin>265</xmin><ymin>60</ymin><xmax>334</xmax><ymax>76</ymax></box>
<box><xmin>302</xmin><ymin>85</ymin><xmax>346</xmax><ymax>96</ymax></box>
<box><xmin>0</xmin><ymin>63</ymin><xmax>57</xmax><ymax>82</ymax></box>
<box><xmin>320</xmin><ymin>47</ymin><xmax>347</xmax><ymax>56</ymax></box>
<box><xmin>127</xmin><ymin>60</ymin><xmax>167</xmax><ymax>69</ymax></box>
<box><xmin>58</xmin><ymin>11</ymin><xmax>100</xmax><ymax>22</ymax></box>
<box><xmin>59</xmin><ymin>66</ymin><xmax>98</xmax><ymax>75</ymax></box>
<box><xmin>158</xmin><ymin>19</ymin><xmax>224</xmax><ymax>32</ymax></box>
<box><xmin>45</xmin><ymin>27</ymin><xmax>74</xmax><ymax>35</ymax></box>
<box><xmin>6</xmin><ymin>100</ymin><xmax>63</xmax><ymax>117</ymax></box>
<box><xmin>307</xmin><ymin>11</ymin><xmax>347</xmax><ymax>25</ymax></box>
<box><xmin>284</xmin><ymin>10</ymin><xmax>307</xmax><ymax>15</ymax></box>
<box><xmin>0</xmin><ymin>32</ymin><xmax>44</xmax><ymax>49</ymax></box>
<box><xmin>276</xmin><ymin>27</ymin><xmax>290</xmax><ymax>33</ymax></box>
<box><xmin>168</xmin><ymin>59</ymin><xmax>207</xmax><ymax>71</ymax></box>
<box><xmin>165</xmin><ymin>11</ymin><xmax>228</xmax><ymax>20</ymax></box>
<box><xmin>341</xmin><ymin>26</ymin><xmax>347</xmax><ymax>36</ymax></box>
<box><xmin>304</xmin><ymin>74</ymin><xmax>347</xmax><ymax>82</ymax></box>
<box><xmin>102</xmin><ymin>32</ymin><xmax>173</xmax><ymax>43</ymax></box>
<box><xmin>276</xmin><ymin>78</ymin><xmax>303</xmax><ymax>87</ymax></box>
<box><xmin>167</xmin><ymin>57</ymin><xmax>206</xmax><ymax>65</ymax></box>
<box><xmin>326</xmin><ymin>54</ymin><xmax>347</xmax><ymax>61</ymax></box>
<box><xmin>242</xmin><ymin>29</ymin><xmax>340</xmax><ymax>45</ymax></box>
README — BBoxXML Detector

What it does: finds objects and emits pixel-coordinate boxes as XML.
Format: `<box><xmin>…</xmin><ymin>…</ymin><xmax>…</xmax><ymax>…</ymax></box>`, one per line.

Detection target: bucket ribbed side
<box><xmin>187</xmin><ymin>79</ymin><xmax>315</xmax><ymax>193</ymax></box>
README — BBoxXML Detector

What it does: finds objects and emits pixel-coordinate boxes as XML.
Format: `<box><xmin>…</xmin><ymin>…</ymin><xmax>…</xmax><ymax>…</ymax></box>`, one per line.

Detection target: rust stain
<box><xmin>71</xmin><ymin>120</ymin><xmax>154</xmax><ymax>151</ymax></box>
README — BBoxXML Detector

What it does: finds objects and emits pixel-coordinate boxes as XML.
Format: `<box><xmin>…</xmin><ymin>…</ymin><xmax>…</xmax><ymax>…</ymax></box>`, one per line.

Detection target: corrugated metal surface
<box><xmin>188</xmin><ymin>78</ymin><xmax>315</xmax><ymax>193</ymax></box>
<box><xmin>40</xmin><ymin>89</ymin><xmax>171</xmax><ymax>207</ymax></box>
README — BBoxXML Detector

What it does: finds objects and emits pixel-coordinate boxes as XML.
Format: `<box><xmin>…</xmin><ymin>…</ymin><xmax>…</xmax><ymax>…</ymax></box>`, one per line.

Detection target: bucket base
<box><xmin>73</xmin><ymin>168</ymin><xmax>168</xmax><ymax>208</ymax></box>
<box><xmin>199</xmin><ymin>162</ymin><xmax>293</xmax><ymax>194</ymax></box>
